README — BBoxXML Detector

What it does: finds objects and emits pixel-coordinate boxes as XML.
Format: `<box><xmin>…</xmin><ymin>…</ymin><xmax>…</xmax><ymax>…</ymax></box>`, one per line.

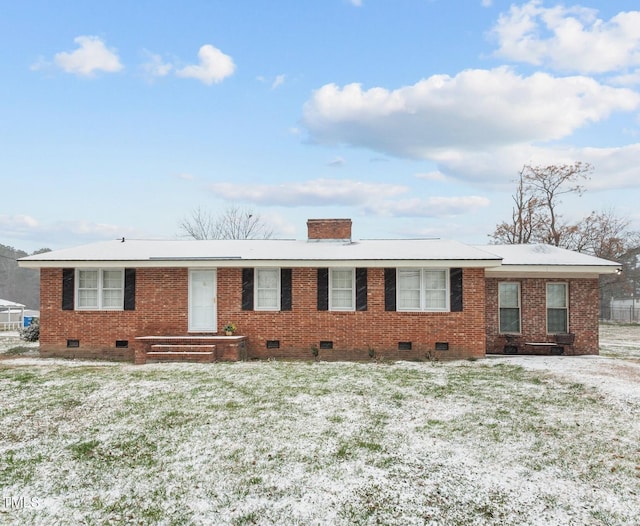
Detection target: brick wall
<box><xmin>39</xmin><ymin>266</ymin><xmax>487</xmax><ymax>362</ymax></box>
<box><xmin>307</xmin><ymin>219</ymin><xmax>352</xmax><ymax>240</ymax></box>
<box><xmin>485</xmin><ymin>277</ymin><xmax>600</xmax><ymax>355</ymax></box>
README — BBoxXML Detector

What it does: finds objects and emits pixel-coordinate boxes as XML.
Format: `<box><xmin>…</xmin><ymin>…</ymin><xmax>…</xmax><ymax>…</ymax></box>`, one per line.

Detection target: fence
<box><xmin>600</xmin><ymin>305</ymin><xmax>640</xmax><ymax>323</ymax></box>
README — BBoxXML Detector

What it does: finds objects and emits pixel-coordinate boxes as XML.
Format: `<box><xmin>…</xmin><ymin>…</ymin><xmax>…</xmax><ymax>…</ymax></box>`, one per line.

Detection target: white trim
<box><xmin>329</xmin><ymin>268</ymin><xmax>356</xmax><ymax>311</ymax></box>
<box><xmin>254</xmin><ymin>267</ymin><xmax>281</xmax><ymax>311</ymax></box>
<box><xmin>397</xmin><ymin>268</ymin><xmax>450</xmax><ymax>312</ymax></box>
<box><xmin>498</xmin><ymin>281</ymin><xmax>521</xmax><ymax>334</ymax></box>
<box><xmin>75</xmin><ymin>268</ymin><xmax>124</xmax><ymax>311</ymax></box>
<box><xmin>546</xmin><ymin>282</ymin><xmax>569</xmax><ymax>334</ymax></box>
<box><xmin>19</xmin><ymin>258</ymin><xmax>500</xmax><ymax>269</ymax></box>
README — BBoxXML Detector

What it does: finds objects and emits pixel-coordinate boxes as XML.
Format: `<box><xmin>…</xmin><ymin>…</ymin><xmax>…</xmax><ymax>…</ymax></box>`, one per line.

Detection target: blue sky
<box><xmin>2</xmin><ymin>0</ymin><xmax>640</xmax><ymax>252</ymax></box>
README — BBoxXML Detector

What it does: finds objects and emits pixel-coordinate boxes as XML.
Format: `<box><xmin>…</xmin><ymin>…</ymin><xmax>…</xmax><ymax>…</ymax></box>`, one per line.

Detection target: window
<box><xmin>255</xmin><ymin>268</ymin><xmax>280</xmax><ymax>310</ymax></box>
<box><xmin>397</xmin><ymin>269</ymin><xmax>448</xmax><ymax>311</ymax></box>
<box><xmin>330</xmin><ymin>268</ymin><xmax>355</xmax><ymax>311</ymax></box>
<box><xmin>547</xmin><ymin>283</ymin><xmax>568</xmax><ymax>333</ymax></box>
<box><xmin>76</xmin><ymin>269</ymin><xmax>124</xmax><ymax>310</ymax></box>
<box><xmin>499</xmin><ymin>282</ymin><xmax>521</xmax><ymax>333</ymax></box>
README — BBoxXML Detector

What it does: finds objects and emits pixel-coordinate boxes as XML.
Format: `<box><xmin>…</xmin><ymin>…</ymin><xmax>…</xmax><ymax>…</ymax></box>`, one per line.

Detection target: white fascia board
<box><xmin>19</xmin><ymin>258</ymin><xmax>502</xmax><ymax>269</ymax></box>
<box><xmin>485</xmin><ymin>265</ymin><xmax>620</xmax><ymax>278</ymax></box>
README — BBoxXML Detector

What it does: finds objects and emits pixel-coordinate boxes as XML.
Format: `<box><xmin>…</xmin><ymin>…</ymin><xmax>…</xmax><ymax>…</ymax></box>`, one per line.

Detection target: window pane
<box><xmin>424</xmin><ymin>270</ymin><xmax>446</xmax><ymax>310</ymax></box>
<box><xmin>79</xmin><ymin>270</ymin><xmax>98</xmax><ymax>289</ymax></box>
<box><xmin>330</xmin><ymin>269</ymin><xmax>353</xmax><ymax>310</ymax></box>
<box><xmin>425</xmin><ymin>290</ymin><xmax>446</xmax><ymax>310</ymax></box>
<box><xmin>500</xmin><ymin>308</ymin><xmax>520</xmax><ymax>333</ymax></box>
<box><xmin>78</xmin><ymin>289</ymin><xmax>98</xmax><ymax>309</ymax></box>
<box><xmin>547</xmin><ymin>283</ymin><xmax>567</xmax><ymax>308</ymax></box>
<box><xmin>103</xmin><ymin>270</ymin><xmax>122</xmax><ymax>289</ymax></box>
<box><xmin>548</xmin><ymin>308</ymin><xmax>568</xmax><ymax>333</ymax></box>
<box><xmin>424</xmin><ymin>270</ymin><xmax>445</xmax><ymax>291</ymax></box>
<box><xmin>499</xmin><ymin>283</ymin><xmax>519</xmax><ymax>308</ymax></box>
<box><xmin>102</xmin><ymin>289</ymin><xmax>123</xmax><ymax>308</ymax></box>
<box><xmin>257</xmin><ymin>269</ymin><xmax>278</xmax><ymax>288</ymax></box>
<box><xmin>78</xmin><ymin>270</ymin><xmax>98</xmax><ymax>308</ymax></box>
<box><xmin>398</xmin><ymin>270</ymin><xmax>420</xmax><ymax>310</ymax></box>
<box><xmin>101</xmin><ymin>270</ymin><xmax>123</xmax><ymax>309</ymax></box>
<box><xmin>256</xmin><ymin>269</ymin><xmax>279</xmax><ymax>309</ymax></box>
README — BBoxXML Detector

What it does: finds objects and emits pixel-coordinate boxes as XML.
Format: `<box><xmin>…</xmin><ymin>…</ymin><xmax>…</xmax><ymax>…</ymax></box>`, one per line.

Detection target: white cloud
<box><xmin>327</xmin><ymin>157</ymin><xmax>346</xmax><ymax>168</ymax></box>
<box><xmin>174</xmin><ymin>173</ymin><xmax>195</xmax><ymax>181</ymax></box>
<box><xmin>302</xmin><ymin>68</ymin><xmax>640</xmax><ymax>158</ymax></box>
<box><xmin>491</xmin><ymin>1</ymin><xmax>640</xmax><ymax>74</ymax></box>
<box><xmin>272</xmin><ymin>74</ymin><xmax>286</xmax><ymax>89</ymax></box>
<box><xmin>364</xmin><ymin>196</ymin><xmax>490</xmax><ymax>217</ymax></box>
<box><xmin>429</xmin><ymin>142</ymin><xmax>640</xmax><ymax>191</ymax></box>
<box><xmin>0</xmin><ymin>215</ymin><xmax>142</xmax><ymax>248</ymax></box>
<box><xmin>207</xmin><ymin>178</ymin><xmax>406</xmax><ymax>206</ymax></box>
<box><xmin>176</xmin><ymin>44</ymin><xmax>235</xmax><ymax>85</ymax></box>
<box><xmin>481</xmin><ymin>0</ymin><xmax>493</xmax><ymax>7</ymax></box>
<box><xmin>140</xmin><ymin>51</ymin><xmax>173</xmax><ymax>78</ymax></box>
<box><xmin>416</xmin><ymin>171</ymin><xmax>447</xmax><ymax>182</ymax></box>
<box><xmin>50</xmin><ymin>36</ymin><xmax>123</xmax><ymax>76</ymax></box>
<box><xmin>349</xmin><ymin>0</ymin><xmax>363</xmax><ymax>6</ymax></box>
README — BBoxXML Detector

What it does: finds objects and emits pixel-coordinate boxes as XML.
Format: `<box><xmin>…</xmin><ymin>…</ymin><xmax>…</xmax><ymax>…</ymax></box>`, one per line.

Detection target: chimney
<box><xmin>307</xmin><ymin>218</ymin><xmax>352</xmax><ymax>242</ymax></box>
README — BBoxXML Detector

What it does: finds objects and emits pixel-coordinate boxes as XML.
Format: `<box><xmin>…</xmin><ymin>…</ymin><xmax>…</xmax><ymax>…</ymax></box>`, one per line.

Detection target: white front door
<box><xmin>189</xmin><ymin>269</ymin><xmax>217</xmax><ymax>332</ymax></box>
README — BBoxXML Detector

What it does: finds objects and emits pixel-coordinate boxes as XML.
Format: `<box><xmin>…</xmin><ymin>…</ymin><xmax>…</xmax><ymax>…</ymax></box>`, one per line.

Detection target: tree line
<box><xmin>2</xmin><ymin>168</ymin><xmax>639</xmax><ymax>315</ymax></box>
<box><xmin>0</xmin><ymin>245</ymin><xmax>49</xmax><ymax>309</ymax></box>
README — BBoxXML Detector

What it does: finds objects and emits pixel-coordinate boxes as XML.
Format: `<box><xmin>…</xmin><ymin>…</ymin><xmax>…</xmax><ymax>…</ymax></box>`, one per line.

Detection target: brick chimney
<box><xmin>307</xmin><ymin>218</ymin><xmax>352</xmax><ymax>242</ymax></box>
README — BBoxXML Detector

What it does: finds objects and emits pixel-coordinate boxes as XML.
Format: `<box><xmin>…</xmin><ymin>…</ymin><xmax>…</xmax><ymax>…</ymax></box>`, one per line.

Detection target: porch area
<box><xmin>134</xmin><ymin>335</ymin><xmax>248</xmax><ymax>364</ymax></box>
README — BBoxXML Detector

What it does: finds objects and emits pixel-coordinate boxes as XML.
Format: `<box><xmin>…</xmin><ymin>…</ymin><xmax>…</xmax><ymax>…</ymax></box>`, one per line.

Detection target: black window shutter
<box><xmin>356</xmin><ymin>268</ymin><xmax>367</xmax><ymax>311</ymax></box>
<box><xmin>281</xmin><ymin>268</ymin><xmax>292</xmax><ymax>311</ymax></box>
<box><xmin>62</xmin><ymin>268</ymin><xmax>75</xmax><ymax>310</ymax></box>
<box><xmin>242</xmin><ymin>268</ymin><xmax>254</xmax><ymax>311</ymax></box>
<box><xmin>124</xmin><ymin>268</ymin><xmax>136</xmax><ymax>311</ymax></box>
<box><xmin>450</xmin><ymin>268</ymin><xmax>463</xmax><ymax>312</ymax></box>
<box><xmin>317</xmin><ymin>268</ymin><xmax>329</xmax><ymax>311</ymax></box>
<box><xmin>384</xmin><ymin>268</ymin><xmax>396</xmax><ymax>311</ymax></box>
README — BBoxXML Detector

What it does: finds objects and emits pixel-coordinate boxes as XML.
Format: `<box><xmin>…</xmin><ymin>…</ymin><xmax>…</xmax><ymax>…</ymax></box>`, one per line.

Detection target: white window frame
<box><xmin>546</xmin><ymin>282</ymin><xmax>569</xmax><ymax>334</ymax></box>
<box><xmin>255</xmin><ymin>268</ymin><xmax>281</xmax><ymax>311</ymax></box>
<box><xmin>397</xmin><ymin>268</ymin><xmax>450</xmax><ymax>312</ymax></box>
<box><xmin>329</xmin><ymin>268</ymin><xmax>355</xmax><ymax>311</ymax></box>
<box><xmin>498</xmin><ymin>282</ymin><xmax>521</xmax><ymax>334</ymax></box>
<box><xmin>76</xmin><ymin>268</ymin><xmax>124</xmax><ymax>311</ymax></box>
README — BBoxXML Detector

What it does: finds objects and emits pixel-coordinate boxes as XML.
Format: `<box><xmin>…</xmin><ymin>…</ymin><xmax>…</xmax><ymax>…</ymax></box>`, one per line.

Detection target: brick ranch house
<box><xmin>18</xmin><ymin>218</ymin><xmax>620</xmax><ymax>363</ymax></box>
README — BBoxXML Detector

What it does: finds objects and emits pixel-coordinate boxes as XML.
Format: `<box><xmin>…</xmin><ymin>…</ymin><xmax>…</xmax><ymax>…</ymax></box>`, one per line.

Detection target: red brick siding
<box><xmin>485</xmin><ymin>277</ymin><xmax>599</xmax><ymax>355</ymax></box>
<box><xmin>306</xmin><ymin>219</ymin><xmax>352</xmax><ymax>240</ymax></box>
<box><xmin>40</xmin><ymin>266</ymin><xmax>487</xmax><ymax>361</ymax></box>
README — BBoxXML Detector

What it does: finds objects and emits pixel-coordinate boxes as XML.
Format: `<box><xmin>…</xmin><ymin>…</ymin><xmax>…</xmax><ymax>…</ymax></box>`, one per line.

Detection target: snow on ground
<box><xmin>1</xmin><ymin>324</ymin><xmax>640</xmax><ymax>525</ymax></box>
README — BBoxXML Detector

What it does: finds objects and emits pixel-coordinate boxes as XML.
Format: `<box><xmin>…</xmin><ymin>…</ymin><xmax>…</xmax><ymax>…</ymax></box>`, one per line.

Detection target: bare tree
<box><xmin>179</xmin><ymin>205</ymin><xmax>274</xmax><ymax>240</ymax></box>
<box><xmin>490</xmin><ymin>162</ymin><xmax>592</xmax><ymax>246</ymax></box>
<box><xmin>490</xmin><ymin>167</ymin><xmax>543</xmax><ymax>244</ymax></box>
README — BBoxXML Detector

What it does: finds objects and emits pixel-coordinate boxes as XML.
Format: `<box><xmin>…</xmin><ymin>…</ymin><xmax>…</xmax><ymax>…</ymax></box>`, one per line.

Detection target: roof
<box><xmin>18</xmin><ymin>238</ymin><xmax>502</xmax><ymax>269</ymax></box>
<box><xmin>17</xmin><ymin>239</ymin><xmax>621</xmax><ymax>275</ymax></box>
<box><xmin>476</xmin><ymin>244</ymin><xmax>620</xmax><ymax>276</ymax></box>
<box><xmin>0</xmin><ymin>299</ymin><xmax>26</xmax><ymax>308</ymax></box>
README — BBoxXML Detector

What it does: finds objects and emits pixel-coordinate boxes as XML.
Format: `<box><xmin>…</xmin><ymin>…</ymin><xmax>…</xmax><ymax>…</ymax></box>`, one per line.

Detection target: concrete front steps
<box><xmin>134</xmin><ymin>335</ymin><xmax>247</xmax><ymax>364</ymax></box>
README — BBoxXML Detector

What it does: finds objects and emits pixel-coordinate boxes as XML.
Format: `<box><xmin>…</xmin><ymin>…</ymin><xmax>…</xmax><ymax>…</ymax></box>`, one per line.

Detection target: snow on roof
<box><xmin>476</xmin><ymin>244</ymin><xmax>620</xmax><ymax>275</ymax></box>
<box><xmin>0</xmin><ymin>298</ymin><xmax>26</xmax><ymax>308</ymax></box>
<box><xmin>19</xmin><ymin>238</ymin><xmax>502</xmax><ymax>268</ymax></box>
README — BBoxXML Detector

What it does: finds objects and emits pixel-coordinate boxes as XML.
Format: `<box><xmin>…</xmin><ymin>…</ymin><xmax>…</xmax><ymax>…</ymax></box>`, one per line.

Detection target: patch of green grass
<box><xmin>2</xmin><ymin>345</ymin><xmax>34</xmax><ymax>355</ymax></box>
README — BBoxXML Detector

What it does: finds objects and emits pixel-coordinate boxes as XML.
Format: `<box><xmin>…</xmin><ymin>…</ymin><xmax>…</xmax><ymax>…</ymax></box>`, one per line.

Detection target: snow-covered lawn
<box><xmin>1</xmin><ymin>325</ymin><xmax>639</xmax><ymax>525</ymax></box>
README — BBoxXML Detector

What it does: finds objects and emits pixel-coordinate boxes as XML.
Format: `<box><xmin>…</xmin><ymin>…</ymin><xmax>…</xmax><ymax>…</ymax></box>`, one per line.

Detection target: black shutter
<box><xmin>384</xmin><ymin>268</ymin><xmax>396</xmax><ymax>311</ymax></box>
<box><xmin>124</xmin><ymin>268</ymin><xmax>136</xmax><ymax>311</ymax></box>
<box><xmin>62</xmin><ymin>268</ymin><xmax>75</xmax><ymax>310</ymax></box>
<box><xmin>450</xmin><ymin>268</ymin><xmax>463</xmax><ymax>312</ymax></box>
<box><xmin>356</xmin><ymin>268</ymin><xmax>367</xmax><ymax>311</ymax></box>
<box><xmin>317</xmin><ymin>268</ymin><xmax>329</xmax><ymax>311</ymax></box>
<box><xmin>281</xmin><ymin>268</ymin><xmax>292</xmax><ymax>311</ymax></box>
<box><xmin>242</xmin><ymin>268</ymin><xmax>254</xmax><ymax>311</ymax></box>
